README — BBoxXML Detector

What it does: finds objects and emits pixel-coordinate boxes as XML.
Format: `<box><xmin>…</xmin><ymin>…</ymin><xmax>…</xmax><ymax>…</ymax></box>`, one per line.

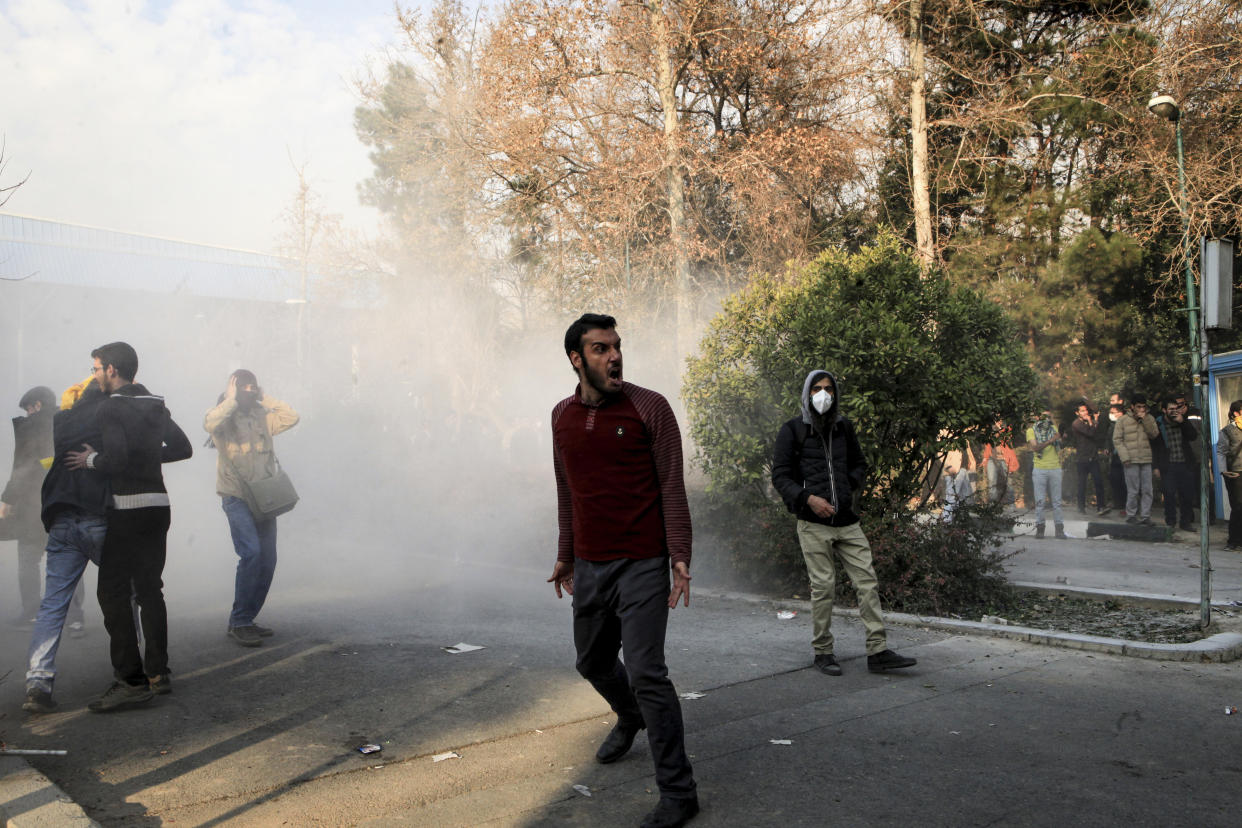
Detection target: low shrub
<box><xmin>852</xmin><ymin>501</ymin><xmax>1018</xmax><ymax>617</ymax></box>
<box><xmin>692</xmin><ymin>489</ymin><xmax>1018</xmax><ymax>618</ymax></box>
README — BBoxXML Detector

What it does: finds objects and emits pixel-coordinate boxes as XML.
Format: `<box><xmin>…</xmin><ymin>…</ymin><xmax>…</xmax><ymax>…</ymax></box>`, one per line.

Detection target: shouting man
<box><xmin>548</xmin><ymin>313</ymin><xmax>699</xmax><ymax>828</ymax></box>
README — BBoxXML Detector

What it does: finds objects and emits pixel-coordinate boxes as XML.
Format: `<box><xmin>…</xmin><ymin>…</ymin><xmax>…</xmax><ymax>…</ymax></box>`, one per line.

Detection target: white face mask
<box><xmin>811</xmin><ymin>389</ymin><xmax>833</xmax><ymax>415</ymax></box>
<box><xmin>1109</xmin><ymin>413</ymin><xmax>1120</xmax><ymax>422</ymax></box>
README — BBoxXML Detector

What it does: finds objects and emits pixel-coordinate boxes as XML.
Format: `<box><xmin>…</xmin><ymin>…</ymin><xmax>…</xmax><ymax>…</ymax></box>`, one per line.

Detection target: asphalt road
<box><xmin>3</xmin><ymin>551</ymin><xmax>1241</xmax><ymax>827</ymax></box>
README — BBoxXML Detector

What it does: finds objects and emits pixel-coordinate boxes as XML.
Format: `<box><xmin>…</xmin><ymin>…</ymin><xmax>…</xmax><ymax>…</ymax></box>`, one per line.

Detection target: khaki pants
<box><xmin>796</xmin><ymin>520</ymin><xmax>887</xmax><ymax>656</ymax></box>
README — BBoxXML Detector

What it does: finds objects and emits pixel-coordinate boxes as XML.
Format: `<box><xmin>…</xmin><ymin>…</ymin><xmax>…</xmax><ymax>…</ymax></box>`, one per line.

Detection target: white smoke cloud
<box><xmin>0</xmin><ymin>0</ymin><xmax>404</xmax><ymax>251</ymax></box>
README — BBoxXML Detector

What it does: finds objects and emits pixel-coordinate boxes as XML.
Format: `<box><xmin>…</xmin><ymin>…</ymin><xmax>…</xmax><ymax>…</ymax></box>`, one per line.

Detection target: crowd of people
<box><xmin>1</xmin><ymin>342</ymin><xmax>299</xmax><ymax>716</ymax></box>
<box><xmin>938</xmin><ymin>390</ymin><xmax>1242</xmax><ymax>548</ymax></box>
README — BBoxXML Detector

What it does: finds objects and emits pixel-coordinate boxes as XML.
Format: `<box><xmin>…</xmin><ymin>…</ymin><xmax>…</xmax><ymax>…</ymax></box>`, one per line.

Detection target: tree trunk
<box><xmin>649</xmin><ymin>0</ymin><xmax>691</xmax><ymax>360</ymax></box>
<box><xmin>909</xmin><ymin>0</ymin><xmax>934</xmax><ymax>270</ymax></box>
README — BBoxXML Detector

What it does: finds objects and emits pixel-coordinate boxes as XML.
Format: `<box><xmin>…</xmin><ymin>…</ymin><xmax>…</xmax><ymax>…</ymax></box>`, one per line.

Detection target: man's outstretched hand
<box><xmin>548</xmin><ymin>560</ymin><xmax>575</xmax><ymax>599</ymax></box>
<box><xmin>669</xmin><ymin>561</ymin><xmax>691</xmax><ymax>608</ymax></box>
<box><xmin>65</xmin><ymin>443</ymin><xmax>95</xmax><ymax>471</ymax></box>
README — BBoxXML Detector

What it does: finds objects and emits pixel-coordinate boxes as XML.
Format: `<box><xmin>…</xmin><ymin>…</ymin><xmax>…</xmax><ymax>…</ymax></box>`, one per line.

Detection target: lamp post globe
<box><xmin>1147</xmin><ymin>94</ymin><xmax>1181</xmax><ymax>122</ymax></box>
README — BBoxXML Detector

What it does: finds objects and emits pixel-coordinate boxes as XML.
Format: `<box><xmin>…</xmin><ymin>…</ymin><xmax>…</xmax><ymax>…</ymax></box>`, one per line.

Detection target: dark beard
<box><xmin>810</xmin><ymin>407</ymin><xmax>832</xmax><ymax>433</ymax></box>
<box><xmin>583</xmin><ymin>363</ymin><xmax>620</xmax><ymax>398</ymax></box>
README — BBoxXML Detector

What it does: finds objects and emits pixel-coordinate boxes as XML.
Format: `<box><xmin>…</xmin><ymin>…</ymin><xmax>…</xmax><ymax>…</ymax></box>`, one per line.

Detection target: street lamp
<box><xmin>1147</xmin><ymin>93</ymin><xmax>1212</xmax><ymax>629</ymax></box>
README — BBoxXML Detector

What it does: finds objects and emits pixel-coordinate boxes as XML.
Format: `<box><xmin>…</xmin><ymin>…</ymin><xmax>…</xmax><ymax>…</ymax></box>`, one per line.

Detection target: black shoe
<box><xmin>252</xmin><ymin>624</ymin><xmax>274</xmax><ymax>638</ymax></box>
<box><xmin>1125</xmin><ymin>516</ymin><xmax>1139</xmax><ymax>524</ymax></box>
<box><xmin>868</xmin><ymin>649</ymin><xmax>917</xmax><ymax>673</ymax></box>
<box><xmin>22</xmin><ymin>688</ymin><xmax>57</xmax><ymax>714</ymax></box>
<box><xmin>640</xmin><ymin>796</ymin><xmax>700</xmax><ymax>828</ymax></box>
<box><xmin>1035</xmin><ymin>522</ymin><xmax>1046</xmax><ymax>539</ymax></box>
<box><xmin>1140</xmin><ymin>517</ymin><xmax>1153</xmax><ymax>526</ymax></box>
<box><xmin>596</xmin><ymin>718</ymin><xmax>645</xmax><ymax>764</ymax></box>
<box><xmin>1054</xmin><ymin>523</ymin><xmax>1067</xmax><ymax>539</ymax></box>
<box><xmin>88</xmin><ymin>681</ymin><xmax>154</xmax><ymax>713</ymax></box>
<box><xmin>150</xmin><ymin>674</ymin><xmax>172</xmax><ymax>695</ymax></box>
<box><xmin>228</xmin><ymin>625</ymin><xmax>263</xmax><ymax>647</ymax></box>
<box><xmin>813</xmin><ymin>653</ymin><xmax>842</xmax><ymax>676</ymax></box>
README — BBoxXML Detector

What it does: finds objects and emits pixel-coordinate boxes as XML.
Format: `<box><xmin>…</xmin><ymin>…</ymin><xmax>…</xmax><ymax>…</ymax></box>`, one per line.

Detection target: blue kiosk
<box><xmin>1207</xmin><ymin>349</ymin><xmax>1242</xmax><ymax>518</ymax></box>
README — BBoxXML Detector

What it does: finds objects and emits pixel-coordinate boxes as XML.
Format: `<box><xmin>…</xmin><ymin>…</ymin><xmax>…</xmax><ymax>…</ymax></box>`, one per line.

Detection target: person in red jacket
<box><xmin>547</xmin><ymin>313</ymin><xmax>698</xmax><ymax>828</ymax></box>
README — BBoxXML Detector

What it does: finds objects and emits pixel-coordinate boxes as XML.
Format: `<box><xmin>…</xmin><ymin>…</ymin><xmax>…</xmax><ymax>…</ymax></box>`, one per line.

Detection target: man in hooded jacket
<box><xmin>66</xmin><ymin>341</ymin><xmax>192</xmax><ymax>712</ymax></box>
<box><xmin>771</xmin><ymin>370</ymin><xmax>917</xmax><ymax>676</ymax></box>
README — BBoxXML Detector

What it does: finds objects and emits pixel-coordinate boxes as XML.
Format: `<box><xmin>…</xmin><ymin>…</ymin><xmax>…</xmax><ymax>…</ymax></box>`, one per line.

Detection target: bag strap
<box><xmin>217</xmin><ymin>443</ymin><xmax>282</xmax><ymax>481</ymax></box>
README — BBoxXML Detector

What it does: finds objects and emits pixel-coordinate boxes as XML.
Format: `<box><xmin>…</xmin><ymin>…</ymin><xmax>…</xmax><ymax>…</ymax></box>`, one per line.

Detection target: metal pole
<box><xmin>1177</xmin><ymin>121</ymin><xmax>1212</xmax><ymax>628</ymax></box>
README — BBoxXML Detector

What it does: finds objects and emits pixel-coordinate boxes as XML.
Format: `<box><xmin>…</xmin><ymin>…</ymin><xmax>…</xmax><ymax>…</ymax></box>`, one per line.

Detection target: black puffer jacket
<box><xmin>771</xmin><ymin>370</ymin><xmax>868</xmax><ymax>527</ymax></box>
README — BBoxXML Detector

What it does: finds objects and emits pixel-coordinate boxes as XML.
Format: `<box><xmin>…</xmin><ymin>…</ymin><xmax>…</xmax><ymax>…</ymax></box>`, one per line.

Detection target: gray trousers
<box><xmin>986</xmin><ymin>458</ymin><xmax>1010</xmax><ymax>505</ymax></box>
<box><xmin>1124</xmin><ymin>463</ymin><xmax>1153</xmax><ymax>518</ymax></box>
<box><xmin>1032</xmin><ymin>467</ymin><xmax>1063</xmax><ymax>525</ymax></box>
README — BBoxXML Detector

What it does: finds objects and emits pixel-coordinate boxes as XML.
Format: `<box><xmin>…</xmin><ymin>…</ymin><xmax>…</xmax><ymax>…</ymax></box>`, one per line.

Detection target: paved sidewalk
<box><xmin>0</xmin><ymin>756</ymin><xmax>99</xmax><ymax>827</ymax></box>
<box><xmin>1003</xmin><ymin>507</ymin><xmax>1242</xmax><ymax>605</ymax></box>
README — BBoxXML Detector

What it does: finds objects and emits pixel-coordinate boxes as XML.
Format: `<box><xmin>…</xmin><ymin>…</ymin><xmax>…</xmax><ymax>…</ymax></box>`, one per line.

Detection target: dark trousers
<box><xmin>98</xmin><ymin>506</ymin><xmax>170</xmax><ymax>685</ymax></box>
<box><xmin>572</xmin><ymin>556</ymin><xmax>696</xmax><ymax>799</ymax></box>
<box><xmin>1109</xmin><ymin>455</ymin><xmax>1127</xmax><ymax>512</ymax></box>
<box><xmin>1161</xmin><ymin>463</ymin><xmax>1196</xmax><ymax>528</ymax></box>
<box><xmin>1076</xmin><ymin>458</ymin><xmax>1106</xmax><ymax>511</ymax></box>
<box><xmin>1227</xmin><ymin>475</ymin><xmax>1242</xmax><ymax>546</ymax></box>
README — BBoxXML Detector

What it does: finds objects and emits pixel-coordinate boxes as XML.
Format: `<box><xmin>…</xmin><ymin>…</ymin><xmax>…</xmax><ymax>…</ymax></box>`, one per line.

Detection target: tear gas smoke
<box><xmin>0</xmin><ymin>266</ymin><xmax>698</xmax><ymax>631</ymax></box>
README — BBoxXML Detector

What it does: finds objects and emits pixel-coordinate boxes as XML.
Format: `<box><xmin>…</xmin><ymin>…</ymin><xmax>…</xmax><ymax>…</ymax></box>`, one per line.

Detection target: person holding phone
<box><xmin>1216</xmin><ymin>400</ymin><xmax>1242</xmax><ymax>550</ymax></box>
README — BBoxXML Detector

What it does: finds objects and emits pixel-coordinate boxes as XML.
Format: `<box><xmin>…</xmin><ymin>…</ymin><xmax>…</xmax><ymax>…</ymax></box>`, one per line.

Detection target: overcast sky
<box><xmin>1</xmin><ymin>0</ymin><xmax>426</xmax><ymax>252</ymax></box>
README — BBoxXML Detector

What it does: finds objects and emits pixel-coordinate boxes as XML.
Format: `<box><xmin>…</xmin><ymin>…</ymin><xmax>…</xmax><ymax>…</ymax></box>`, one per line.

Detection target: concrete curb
<box><xmin>0</xmin><ymin>757</ymin><xmax>99</xmax><ymax>827</ymax></box>
<box><xmin>885</xmin><ymin>614</ymin><xmax>1242</xmax><ymax>663</ymax></box>
<box><xmin>697</xmin><ymin>586</ymin><xmax>1242</xmax><ymax>663</ymax></box>
<box><xmin>1009</xmin><ymin>580</ymin><xmax>1227</xmax><ymax>611</ymax></box>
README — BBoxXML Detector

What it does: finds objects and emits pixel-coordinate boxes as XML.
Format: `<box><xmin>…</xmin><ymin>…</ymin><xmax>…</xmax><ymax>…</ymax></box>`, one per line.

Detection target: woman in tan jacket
<box><xmin>204</xmin><ymin>369</ymin><xmax>299</xmax><ymax>647</ymax></box>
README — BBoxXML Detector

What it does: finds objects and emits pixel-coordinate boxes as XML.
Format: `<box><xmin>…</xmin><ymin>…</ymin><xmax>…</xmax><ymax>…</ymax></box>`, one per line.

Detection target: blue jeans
<box><xmin>1032</xmin><ymin>467</ymin><xmax>1064</xmax><ymax>526</ymax></box>
<box><xmin>223</xmin><ymin>496</ymin><xmax>278</xmax><ymax>628</ymax></box>
<box><xmin>27</xmin><ymin>510</ymin><xmax>106</xmax><ymax>693</ymax></box>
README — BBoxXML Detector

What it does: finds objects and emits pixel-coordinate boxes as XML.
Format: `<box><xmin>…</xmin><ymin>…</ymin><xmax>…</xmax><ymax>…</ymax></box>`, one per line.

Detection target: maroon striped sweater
<box><xmin>552</xmin><ymin>382</ymin><xmax>692</xmax><ymax>567</ymax></box>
